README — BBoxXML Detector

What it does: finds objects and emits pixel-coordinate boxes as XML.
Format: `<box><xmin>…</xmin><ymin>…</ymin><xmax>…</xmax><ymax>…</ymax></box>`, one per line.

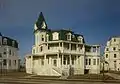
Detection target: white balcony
<box><xmin>85</xmin><ymin>52</ymin><xmax>100</xmax><ymax>56</ymax></box>
<box><xmin>36</xmin><ymin>47</ymin><xmax>84</xmax><ymax>55</ymax></box>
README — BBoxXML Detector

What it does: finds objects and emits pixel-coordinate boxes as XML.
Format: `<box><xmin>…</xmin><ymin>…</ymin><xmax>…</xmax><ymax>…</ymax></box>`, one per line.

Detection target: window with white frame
<box><xmin>32</xmin><ymin>49</ymin><xmax>35</xmax><ymax>54</ymax></box>
<box><xmin>77</xmin><ymin>36</ymin><xmax>82</xmax><ymax>43</ymax></box>
<box><xmin>3</xmin><ymin>38</ymin><xmax>7</xmax><ymax>45</ymax></box>
<box><xmin>41</xmin><ymin>35</ymin><xmax>44</xmax><ymax>41</ymax></box>
<box><xmin>67</xmin><ymin>33</ymin><xmax>71</xmax><ymax>40</ymax></box>
<box><xmin>52</xmin><ymin>32</ymin><xmax>59</xmax><ymax>40</ymax></box>
<box><xmin>12</xmin><ymin>41</ymin><xmax>15</xmax><ymax>47</ymax></box>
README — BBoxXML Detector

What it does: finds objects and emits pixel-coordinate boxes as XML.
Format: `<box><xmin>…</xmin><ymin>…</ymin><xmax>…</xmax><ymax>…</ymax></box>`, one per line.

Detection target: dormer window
<box><xmin>52</xmin><ymin>32</ymin><xmax>59</xmax><ymax>40</ymax></box>
<box><xmin>67</xmin><ymin>33</ymin><xmax>71</xmax><ymax>41</ymax></box>
<box><xmin>3</xmin><ymin>38</ymin><xmax>7</xmax><ymax>45</ymax></box>
<box><xmin>78</xmin><ymin>36</ymin><xmax>83</xmax><ymax>43</ymax></box>
<box><xmin>12</xmin><ymin>41</ymin><xmax>15</xmax><ymax>47</ymax></box>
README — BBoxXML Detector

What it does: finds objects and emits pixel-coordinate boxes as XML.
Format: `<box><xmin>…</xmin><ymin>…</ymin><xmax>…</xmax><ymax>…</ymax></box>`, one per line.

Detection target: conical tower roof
<box><xmin>35</xmin><ymin>12</ymin><xmax>48</xmax><ymax>29</ymax></box>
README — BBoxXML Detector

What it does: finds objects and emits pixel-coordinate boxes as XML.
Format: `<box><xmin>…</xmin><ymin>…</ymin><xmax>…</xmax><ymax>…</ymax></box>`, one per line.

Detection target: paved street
<box><xmin>0</xmin><ymin>72</ymin><xmax>120</xmax><ymax>84</ymax></box>
<box><xmin>0</xmin><ymin>78</ymin><xmax>120</xmax><ymax>84</ymax></box>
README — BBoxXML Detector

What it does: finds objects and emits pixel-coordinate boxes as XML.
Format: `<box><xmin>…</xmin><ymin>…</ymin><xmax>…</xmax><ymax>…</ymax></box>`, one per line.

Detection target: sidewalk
<box><xmin>105</xmin><ymin>73</ymin><xmax>120</xmax><ymax>80</ymax></box>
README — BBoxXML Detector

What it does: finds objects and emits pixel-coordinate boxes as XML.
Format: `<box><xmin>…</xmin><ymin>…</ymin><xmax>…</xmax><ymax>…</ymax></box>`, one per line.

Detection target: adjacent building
<box><xmin>0</xmin><ymin>33</ymin><xmax>20</xmax><ymax>71</ymax></box>
<box><xmin>104</xmin><ymin>36</ymin><xmax>120</xmax><ymax>71</ymax></box>
<box><xmin>25</xmin><ymin>12</ymin><xmax>101</xmax><ymax>76</ymax></box>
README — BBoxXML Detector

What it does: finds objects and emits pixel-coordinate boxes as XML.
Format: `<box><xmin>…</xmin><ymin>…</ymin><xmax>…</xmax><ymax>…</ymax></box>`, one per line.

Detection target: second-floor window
<box><xmin>3</xmin><ymin>59</ymin><xmax>7</xmax><ymax>66</ymax></box>
<box><xmin>9</xmin><ymin>49</ymin><xmax>12</xmax><ymax>55</ymax></box>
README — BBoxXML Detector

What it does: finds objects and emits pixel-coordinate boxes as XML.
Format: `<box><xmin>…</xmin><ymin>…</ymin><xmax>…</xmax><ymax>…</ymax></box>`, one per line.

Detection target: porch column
<box><xmin>69</xmin><ymin>43</ymin><xmax>71</xmax><ymax>50</ymax></box>
<box><xmin>62</xmin><ymin>42</ymin><xmax>64</xmax><ymax>51</ymax></box>
<box><xmin>91</xmin><ymin>47</ymin><xmax>93</xmax><ymax>52</ymax></box>
<box><xmin>31</xmin><ymin>56</ymin><xmax>33</xmax><ymax>73</ymax></box>
<box><xmin>44</xmin><ymin>54</ymin><xmax>47</xmax><ymax>66</ymax></box>
<box><xmin>76</xmin><ymin>44</ymin><xmax>78</xmax><ymax>51</ymax></box>
<box><xmin>62</xmin><ymin>54</ymin><xmax>63</xmax><ymax>66</ymax></box>
<box><xmin>76</xmin><ymin>55</ymin><xmax>78</xmax><ymax>65</ymax></box>
<box><xmin>96</xmin><ymin>46</ymin><xmax>98</xmax><ymax>53</ymax></box>
<box><xmin>82</xmin><ymin>45</ymin><xmax>85</xmax><ymax>52</ymax></box>
<box><xmin>49</xmin><ymin>57</ymin><xmax>52</xmax><ymax>66</ymax></box>
<box><xmin>69</xmin><ymin>54</ymin><xmax>72</xmax><ymax>65</ymax></box>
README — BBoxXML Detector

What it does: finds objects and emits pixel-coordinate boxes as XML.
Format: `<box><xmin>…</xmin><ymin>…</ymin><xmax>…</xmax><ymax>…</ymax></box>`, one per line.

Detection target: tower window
<box><xmin>93</xmin><ymin>59</ymin><xmax>96</xmax><ymax>65</ymax></box>
<box><xmin>106</xmin><ymin>54</ymin><xmax>108</xmax><ymax>58</ymax></box>
<box><xmin>113</xmin><ymin>47</ymin><xmax>116</xmax><ymax>51</ymax></box>
<box><xmin>42</xmin><ymin>35</ymin><xmax>44</xmax><ymax>41</ymax></box>
<box><xmin>114</xmin><ymin>54</ymin><xmax>117</xmax><ymax>58</ymax></box>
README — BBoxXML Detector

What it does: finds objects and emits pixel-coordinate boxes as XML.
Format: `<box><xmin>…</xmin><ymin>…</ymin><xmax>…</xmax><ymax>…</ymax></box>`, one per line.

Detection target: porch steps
<box><xmin>59</xmin><ymin>75</ymin><xmax>68</xmax><ymax>79</ymax></box>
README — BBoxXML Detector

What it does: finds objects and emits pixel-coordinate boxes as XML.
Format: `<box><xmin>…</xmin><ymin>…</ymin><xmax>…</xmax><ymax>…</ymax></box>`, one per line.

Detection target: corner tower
<box><xmin>34</xmin><ymin>12</ymin><xmax>48</xmax><ymax>46</ymax></box>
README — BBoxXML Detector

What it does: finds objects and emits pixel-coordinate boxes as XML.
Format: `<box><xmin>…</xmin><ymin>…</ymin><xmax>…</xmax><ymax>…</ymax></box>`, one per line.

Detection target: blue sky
<box><xmin>0</xmin><ymin>0</ymin><xmax>120</xmax><ymax>59</ymax></box>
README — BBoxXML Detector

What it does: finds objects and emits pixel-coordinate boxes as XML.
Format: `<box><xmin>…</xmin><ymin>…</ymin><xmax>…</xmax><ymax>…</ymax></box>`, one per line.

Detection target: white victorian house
<box><xmin>25</xmin><ymin>12</ymin><xmax>101</xmax><ymax>76</ymax></box>
<box><xmin>104</xmin><ymin>36</ymin><xmax>120</xmax><ymax>71</ymax></box>
<box><xmin>0</xmin><ymin>33</ymin><xmax>20</xmax><ymax>71</ymax></box>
